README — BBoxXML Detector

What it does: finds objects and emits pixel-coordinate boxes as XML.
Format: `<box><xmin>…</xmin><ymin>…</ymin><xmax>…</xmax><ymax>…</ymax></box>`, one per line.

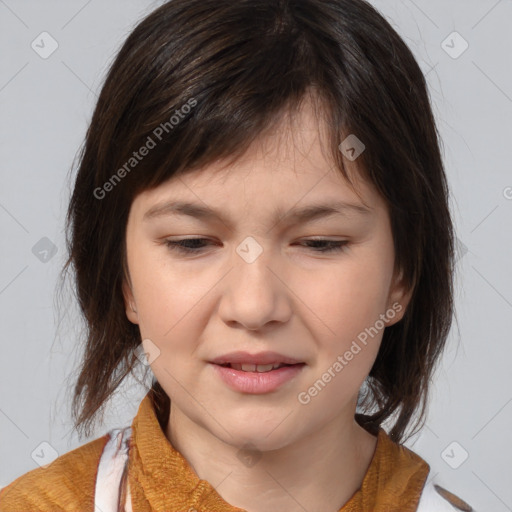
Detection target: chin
<box><xmin>218</xmin><ymin>414</ymin><xmax>304</xmax><ymax>452</ymax></box>
<box><xmin>228</xmin><ymin>431</ymin><xmax>293</xmax><ymax>453</ymax></box>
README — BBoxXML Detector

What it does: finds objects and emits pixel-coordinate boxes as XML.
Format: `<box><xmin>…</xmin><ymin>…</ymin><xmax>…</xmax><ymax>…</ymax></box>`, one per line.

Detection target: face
<box><xmin>123</xmin><ymin>99</ymin><xmax>411</xmax><ymax>451</ymax></box>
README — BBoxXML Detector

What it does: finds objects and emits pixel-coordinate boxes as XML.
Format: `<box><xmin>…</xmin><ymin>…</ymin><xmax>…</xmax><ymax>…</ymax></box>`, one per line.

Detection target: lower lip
<box><xmin>211</xmin><ymin>363</ymin><xmax>306</xmax><ymax>394</ymax></box>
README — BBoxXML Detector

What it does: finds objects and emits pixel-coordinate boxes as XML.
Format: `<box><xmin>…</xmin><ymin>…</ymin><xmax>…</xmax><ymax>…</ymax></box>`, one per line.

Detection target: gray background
<box><xmin>1</xmin><ymin>1</ymin><xmax>511</xmax><ymax>510</ymax></box>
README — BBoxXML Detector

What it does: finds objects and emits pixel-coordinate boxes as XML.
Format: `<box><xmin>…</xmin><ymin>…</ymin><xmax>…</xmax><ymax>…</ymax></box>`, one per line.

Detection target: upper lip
<box><xmin>209</xmin><ymin>351</ymin><xmax>304</xmax><ymax>366</ymax></box>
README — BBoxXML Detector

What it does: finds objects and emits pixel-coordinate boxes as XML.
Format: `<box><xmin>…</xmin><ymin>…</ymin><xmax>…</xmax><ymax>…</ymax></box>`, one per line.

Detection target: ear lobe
<box><xmin>386</xmin><ymin>268</ymin><xmax>413</xmax><ymax>326</ymax></box>
<box><xmin>122</xmin><ymin>280</ymin><xmax>139</xmax><ymax>325</ymax></box>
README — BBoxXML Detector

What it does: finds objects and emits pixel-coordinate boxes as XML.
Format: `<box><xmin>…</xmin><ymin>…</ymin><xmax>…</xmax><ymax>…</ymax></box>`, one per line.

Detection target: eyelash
<box><xmin>164</xmin><ymin>238</ymin><xmax>349</xmax><ymax>255</ymax></box>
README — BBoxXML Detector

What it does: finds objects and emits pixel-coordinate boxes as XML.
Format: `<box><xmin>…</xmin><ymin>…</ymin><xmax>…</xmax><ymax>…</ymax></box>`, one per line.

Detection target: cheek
<box><xmin>296</xmin><ymin>266</ymin><xmax>388</xmax><ymax>413</ymax></box>
<box><xmin>129</xmin><ymin>248</ymin><xmax>208</xmax><ymax>342</ymax></box>
<box><xmin>300</xmin><ymin>257</ymin><xmax>393</xmax><ymax>343</ymax></box>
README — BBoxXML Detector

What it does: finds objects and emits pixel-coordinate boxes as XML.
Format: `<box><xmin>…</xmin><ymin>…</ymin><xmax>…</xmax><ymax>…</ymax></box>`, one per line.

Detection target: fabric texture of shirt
<box><xmin>0</xmin><ymin>390</ymin><xmax>468</xmax><ymax>511</ymax></box>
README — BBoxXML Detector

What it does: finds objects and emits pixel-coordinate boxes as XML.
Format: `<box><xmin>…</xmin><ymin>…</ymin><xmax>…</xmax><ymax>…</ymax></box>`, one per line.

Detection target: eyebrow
<box><xmin>143</xmin><ymin>199</ymin><xmax>373</xmax><ymax>226</ymax></box>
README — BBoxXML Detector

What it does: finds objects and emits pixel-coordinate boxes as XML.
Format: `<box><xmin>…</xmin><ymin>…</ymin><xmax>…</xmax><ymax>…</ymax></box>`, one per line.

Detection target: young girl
<box><xmin>0</xmin><ymin>0</ymin><xmax>473</xmax><ymax>510</ymax></box>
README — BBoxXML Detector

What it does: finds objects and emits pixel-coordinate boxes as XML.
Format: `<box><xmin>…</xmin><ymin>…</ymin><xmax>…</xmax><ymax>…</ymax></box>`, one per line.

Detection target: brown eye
<box><xmin>165</xmin><ymin>238</ymin><xmax>213</xmax><ymax>254</ymax></box>
<box><xmin>298</xmin><ymin>239</ymin><xmax>349</xmax><ymax>253</ymax></box>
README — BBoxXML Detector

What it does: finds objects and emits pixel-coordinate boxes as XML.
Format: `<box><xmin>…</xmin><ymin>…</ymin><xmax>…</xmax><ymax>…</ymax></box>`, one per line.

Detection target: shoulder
<box><xmin>368</xmin><ymin>429</ymin><xmax>474</xmax><ymax>511</ymax></box>
<box><xmin>0</xmin><ymin>434</ymin><xmax>109</xmax><ymax>512</ymax></box>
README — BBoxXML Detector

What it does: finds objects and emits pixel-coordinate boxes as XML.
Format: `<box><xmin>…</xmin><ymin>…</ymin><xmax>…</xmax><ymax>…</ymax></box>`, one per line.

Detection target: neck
<box><xmin>166</xmin><ymin>404</ymin><xmax>378</xmax><ymax>512</ymax></box>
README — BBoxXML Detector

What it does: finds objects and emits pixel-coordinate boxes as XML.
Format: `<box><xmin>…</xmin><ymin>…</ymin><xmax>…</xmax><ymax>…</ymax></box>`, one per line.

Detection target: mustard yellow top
<box><xmin>0</xmin><ymin>391</ymin><xmax>430</xmax><ymax>511</ymax></box>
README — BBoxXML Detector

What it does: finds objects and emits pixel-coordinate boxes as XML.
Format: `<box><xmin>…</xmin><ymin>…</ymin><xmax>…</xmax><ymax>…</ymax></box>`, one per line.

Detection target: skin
<box><xmin>123</xmin><ymin>95</ymin><xmax>412</xmax><ymax>512</ymax></box>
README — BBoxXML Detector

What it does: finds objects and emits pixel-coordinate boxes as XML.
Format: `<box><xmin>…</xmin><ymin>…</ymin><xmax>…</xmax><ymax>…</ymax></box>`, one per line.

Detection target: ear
<box><xmin>122</xmin><ymin>279</ymin><xmax>139</xmax><ymax>325</ymax></box>
<box><xmin>385</xmin><ymin>267</ymin><xmax>413</xmax><ymax>327</ymax></box>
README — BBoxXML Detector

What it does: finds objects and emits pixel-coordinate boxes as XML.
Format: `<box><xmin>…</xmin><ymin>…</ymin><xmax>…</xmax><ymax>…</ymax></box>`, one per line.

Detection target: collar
<box><xmin>127</xmin><ymin>391</ymin><xmax>430</xmax><ymax>511</ymax></box>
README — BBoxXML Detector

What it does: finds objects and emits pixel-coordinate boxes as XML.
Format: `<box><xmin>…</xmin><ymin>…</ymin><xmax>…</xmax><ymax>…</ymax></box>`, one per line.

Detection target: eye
<box><xmin>164</xmin><ymin>238</ymin><xmax>349</xmax><ymax>254</ymax></box>
<box><xmin>165</xmin><ymin>238</ymin><xmax>213</xmax><ymax>254</ymax></box>
<box><xmin>300</xmin><ymin>239</ymin><xmax>349</xmax><ymax>253</ymax></box>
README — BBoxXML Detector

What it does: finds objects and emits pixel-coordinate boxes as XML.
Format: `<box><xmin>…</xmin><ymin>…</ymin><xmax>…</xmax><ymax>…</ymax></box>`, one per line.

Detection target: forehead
<box><xmin>130</xmin><ymin>96</ymin><xmax>383</xmax><ymax>220</ymax></box>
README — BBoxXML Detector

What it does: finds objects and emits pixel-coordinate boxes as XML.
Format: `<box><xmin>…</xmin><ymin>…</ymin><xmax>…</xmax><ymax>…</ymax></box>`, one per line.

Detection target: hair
<box><xmin>59</xmin><ymin>0</ymin><xmax>456</xmax><ymax>444</ymax></box>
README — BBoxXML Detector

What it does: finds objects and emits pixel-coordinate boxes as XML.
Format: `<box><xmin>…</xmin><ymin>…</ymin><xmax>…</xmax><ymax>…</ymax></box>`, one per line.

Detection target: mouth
<box><xmin>208</xmin><ymin>351</ymin><xmax>306</xmax><ymax>393</ymax></box>
<box><xmin>216</xmin><ymin>362</ymin><xmax>302</xmax><ymax>373</ymax></box>
<box><xmin>209</xmin><ymin>350</ymin><xmax>305</xmax><ymax>368</ymax></box>
<box><xmin>211</xmin><ymin>362</ymin><xmax>306</xmax><ymax>394</ymax></box>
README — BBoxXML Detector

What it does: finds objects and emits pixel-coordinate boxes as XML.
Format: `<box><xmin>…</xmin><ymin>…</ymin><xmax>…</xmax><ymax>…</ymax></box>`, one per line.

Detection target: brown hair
<box><xmin>59</xmin><ymin>0</ymin><xmax>456</xmax><ymax>443</ymax></box>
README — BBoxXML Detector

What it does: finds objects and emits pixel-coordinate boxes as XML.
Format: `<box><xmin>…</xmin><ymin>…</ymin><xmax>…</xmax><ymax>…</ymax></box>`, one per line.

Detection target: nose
<box><xmin>217</xmin><ymin>238</ymin><xmax>292</xmax><ymax>331</ymax></box>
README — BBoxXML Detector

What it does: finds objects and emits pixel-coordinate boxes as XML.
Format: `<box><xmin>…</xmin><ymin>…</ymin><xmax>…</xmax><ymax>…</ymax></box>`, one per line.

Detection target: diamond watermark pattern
<box><xmin>454</xmin><ymin>237</ymin><xmax>469</xmax><ymax>263</ymax></box>
<box><xmin>31</xmin><ymin>441</ymin><xmax>59</xmax><ymax>468</ymax></box>
<box><xmin>338</xmin><ymin>135</ymin><xmax>365</xmax><ymax>161</ymax></box>
<box><xmin>32</xmin><ymin>237</ymin><xmax>58</xmax><ymax>263</ymax></box>
<box><xmin>441</xmin><ymin>441</ymin><xmax>469</xmax><ymax>469</ymax></box>
<box><xmin>441</xmin><ymin>32</ymin><xmax>469</xmax><ymax>59</ymax></box>
<box><xmin>236</xmin><ymin>442</ymin><xmax>263</xmax><ymax>467</ymax></box>
<box><xmin>236</xmin><ymin>236</ymin><xmax>263</xmax><ymax>264</ymax></box>
<box><xmin>31</xmin><ymin>32</ymin><xmax>59</xmax><ymax>59</ymax></box>
<box><xmin>135</xmin><ymin>338</ymin><xmax>161</xmax><ymax>366</ymax></box>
